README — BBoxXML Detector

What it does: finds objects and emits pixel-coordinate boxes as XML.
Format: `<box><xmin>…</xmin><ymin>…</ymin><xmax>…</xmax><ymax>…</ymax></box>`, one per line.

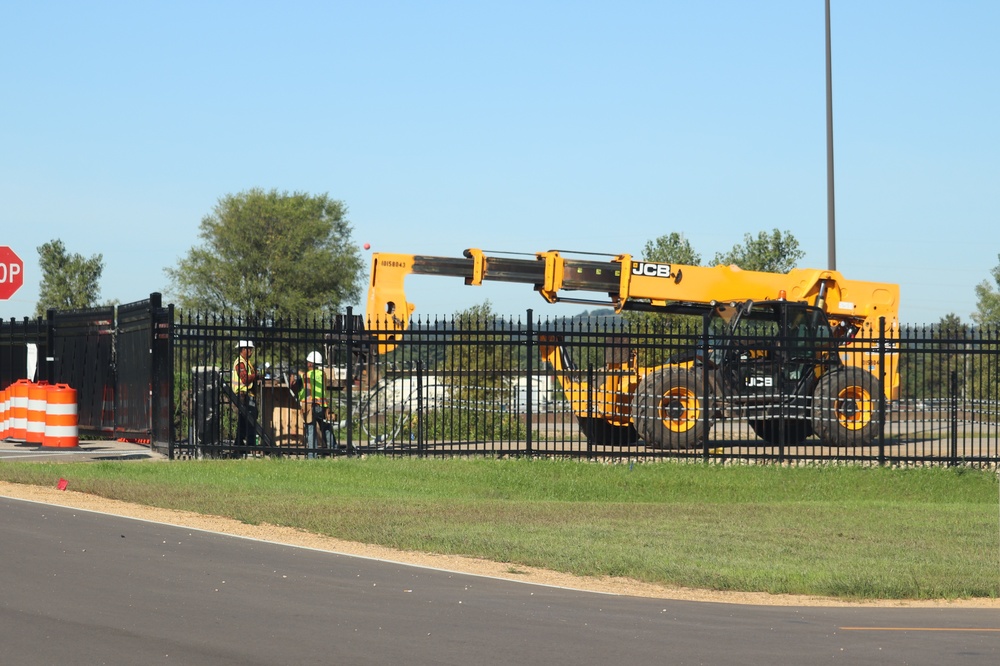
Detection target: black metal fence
<box><xmin>0</xmin><ymin>317</ymin><xmax>46</xmax><ymax>390</ymax></box>
<box><xmin>3</xmin><ymin>300</ymin><xmax>998</xmax><ymax>465</ymax></box>
<box><xmin>0</xmin><ymin>294</ymin><xmax>170</xmax><ymax>443</ymax></box>
<box><xmin>168</xmin><ymin>308</ymin><xmax>1000</xmax><ymax>465</ymax></box>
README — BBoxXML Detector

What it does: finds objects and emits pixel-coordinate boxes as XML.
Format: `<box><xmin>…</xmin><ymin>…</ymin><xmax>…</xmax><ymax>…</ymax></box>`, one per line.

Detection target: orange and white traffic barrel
<box><xmin>26</xmin><ymin>381</ymin><xmax>50</xmax><ymax>445</ymax></box>
<box><xmin>0</xmin><ymin>387</ymin><xmax>8</xmax><ymax>440</ymax></box>
<box><xmin>43</xmin><ymin>384</ymin><xmax>79</xmax><ymax>449</ymax></box>
<box><xmin>8</xmin><ymin>379</ymin><xmax>32</xmax><ymax>442</ymax></box>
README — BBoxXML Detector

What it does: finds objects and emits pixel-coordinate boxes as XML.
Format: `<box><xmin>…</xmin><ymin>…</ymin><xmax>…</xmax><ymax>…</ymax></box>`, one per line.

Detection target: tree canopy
<box><xmin>641</xmin><ymin>232</ymin><xmax>701</xmax><ymax>266</ymax></box>
<box><xmin>625</xmin><ymin>232</ymin><xmax>704</xmax><ymax>341</ymax></box>
<box><xmin>625</xmin><ymin>228</ymin><xmax>805</xmax><ymax>349</ymax></box>
<box><xmin>166</xmin><ymin>189</ymin><xmax>364</xmax><ymax>318</ymax></box>
<box><xmin>34</xmin><ymin>239</ymin><xmax>104</xmax><ymax>317</ymax></box>
<box><xmin>972</xmin><ymin>254</ymin><xmax>1000</xmax><ymax>327</ymax></box>
<box><xmin>711</xmin><ymin>229</ymin><xmax>804</xmax><ymax>273</ymax></box>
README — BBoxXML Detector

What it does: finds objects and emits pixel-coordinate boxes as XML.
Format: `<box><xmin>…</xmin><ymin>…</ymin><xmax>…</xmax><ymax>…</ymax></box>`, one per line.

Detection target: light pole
<box><xmin>826</xmin><ymin>0</ymin><xmax>837</xmax><ymax>270</ymax></box>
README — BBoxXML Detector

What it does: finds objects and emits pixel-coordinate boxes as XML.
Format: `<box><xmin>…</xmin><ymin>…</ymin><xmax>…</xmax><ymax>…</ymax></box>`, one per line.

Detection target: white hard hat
<box><xmin>307</xmin><ymin>351</ymin><xmax>323</xmax><ymax>365</ymax></box>
<box><xmin>236</xmin><ymin>340</ymin><xmax>255</xmax><ymax>349</ymax></box>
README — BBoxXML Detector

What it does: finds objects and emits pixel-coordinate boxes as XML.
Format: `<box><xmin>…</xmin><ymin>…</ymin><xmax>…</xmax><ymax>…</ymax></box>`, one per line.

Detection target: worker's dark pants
<box><xmin>235</xmin><ymin>394</ymin><xmax>258</xmax><ymax>449</ymax></box>
<box><xmin>304</xmin><ymin>421</ymin><xmax>333</xmax><ymax>458</ymax></box>
<box><xmin>304</xmin><ymin>403</ymin><xmax>333</xmax><ymax>458</ymax></box>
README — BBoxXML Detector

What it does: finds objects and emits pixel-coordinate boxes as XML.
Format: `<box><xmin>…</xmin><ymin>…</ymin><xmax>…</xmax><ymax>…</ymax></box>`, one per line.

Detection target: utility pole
<box><xmin>825</xmin><ymin>0</ymin><xmax>837</xmax><ymax>270</ymax></box>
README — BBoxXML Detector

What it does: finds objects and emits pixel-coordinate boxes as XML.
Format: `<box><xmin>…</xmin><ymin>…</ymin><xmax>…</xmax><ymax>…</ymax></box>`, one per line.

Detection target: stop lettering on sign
<box><xmin>0</xmin><ymin>263</ymin><xmax>21</xmax><ymax>283</ymax></box>
<box><xmin>0</xmin><ymin>246</ymin><xmax>25</xmax><ymax>299</ymax></box>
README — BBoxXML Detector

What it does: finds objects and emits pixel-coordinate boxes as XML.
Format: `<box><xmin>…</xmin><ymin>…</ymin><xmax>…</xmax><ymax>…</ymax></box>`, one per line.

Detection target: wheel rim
<box><xmin>658</xmin><ymin>386</ymin><xmax>700</xmax><ymax>433</ymax></box>
<box><xmin>835</xmin><ymin>385</ymin><xmax>872</xmax><ymax>431</ymax></box>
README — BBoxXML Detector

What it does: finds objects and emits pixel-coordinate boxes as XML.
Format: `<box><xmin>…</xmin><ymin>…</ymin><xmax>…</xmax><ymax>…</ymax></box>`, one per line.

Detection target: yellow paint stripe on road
<box><xmin>840</xmin><ymin>627</ymin><xmax>1000</xmax><ymax>632</ymax></box>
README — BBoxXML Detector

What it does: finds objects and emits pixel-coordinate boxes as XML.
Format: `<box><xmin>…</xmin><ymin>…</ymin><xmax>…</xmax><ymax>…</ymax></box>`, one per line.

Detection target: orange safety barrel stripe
<box><xmin>8</xmin><ymin>379</ymin><xmax>33</xmax><ymax>441</ymax></box>
<box><xmin>43</xmin><ymin>384</ymin><xmax>79</xmax><ymax>449</ymax></box>
<box><xmin>0</xmin><ymin>388</ymin><xmax>8</xmax><ymax>440</ymax></box>
<box><xmin>26</xmin><ymin>381</ymin><xmax>49</xmax><ymax>445</ymax></box>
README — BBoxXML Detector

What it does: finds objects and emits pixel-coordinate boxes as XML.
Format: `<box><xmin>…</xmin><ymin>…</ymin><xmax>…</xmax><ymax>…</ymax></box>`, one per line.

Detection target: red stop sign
<box><xmin>0</xmin><ymin>246</ymin><xmax>24</xmax><ymax>300</ymax></box>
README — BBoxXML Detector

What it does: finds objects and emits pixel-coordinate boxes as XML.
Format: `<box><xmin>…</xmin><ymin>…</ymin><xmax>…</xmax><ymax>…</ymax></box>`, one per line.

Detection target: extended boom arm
<box><xmin>367</xmin><ymin>248</ymin><xmax>899</xmax><ymax>352</ymax></box>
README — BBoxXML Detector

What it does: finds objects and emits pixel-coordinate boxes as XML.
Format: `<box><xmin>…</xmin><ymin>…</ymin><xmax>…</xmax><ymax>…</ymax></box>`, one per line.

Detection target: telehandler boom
<box><xmin>366</xmin><ymin>248</ymin><xmax>900</xmax><ymax>449</ymax></box>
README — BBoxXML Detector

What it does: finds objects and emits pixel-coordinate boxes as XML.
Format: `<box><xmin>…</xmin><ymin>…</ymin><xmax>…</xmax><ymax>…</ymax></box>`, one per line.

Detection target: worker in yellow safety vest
<box><xmin>298</xmin><ymin>350</ymin><xmax>332</xmax><ymax>457</ymax></box>
<box><xmin>232</xmin><ymin>340</ymin><xmax>259</xmax><ymax>449</ymax></box>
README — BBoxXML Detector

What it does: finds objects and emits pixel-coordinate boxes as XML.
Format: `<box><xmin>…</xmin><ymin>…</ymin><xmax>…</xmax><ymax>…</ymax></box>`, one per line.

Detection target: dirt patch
<box><xmin>2</xmin><ymin>479</ymin><xmax>996</xmax><ymax>608</ymax></box>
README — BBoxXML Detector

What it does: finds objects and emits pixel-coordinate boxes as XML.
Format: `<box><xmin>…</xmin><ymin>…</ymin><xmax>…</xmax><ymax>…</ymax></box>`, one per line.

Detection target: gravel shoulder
<box><xmin>2</xmin><ymin>480</ymin><xmax>996</xmax><ymax>609</ymax></box>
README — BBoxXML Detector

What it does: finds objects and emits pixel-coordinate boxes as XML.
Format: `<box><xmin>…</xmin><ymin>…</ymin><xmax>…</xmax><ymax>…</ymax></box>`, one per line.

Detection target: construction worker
<box><xmin>232</xmin><ymin>340</ymin><xmax>259</xmax><ymax>451</ymax></box>
<box><xmin>298</xmin><ymin>350</ymin><xmax>332</xmax><ymax>457</ymax></box>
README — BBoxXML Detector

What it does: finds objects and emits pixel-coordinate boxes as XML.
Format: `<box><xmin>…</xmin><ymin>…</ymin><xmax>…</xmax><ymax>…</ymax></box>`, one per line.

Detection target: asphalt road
<box><xmin>1</xmin><ymin>497</ymin><xmax>998</xmax><ymax>665</ymax></box>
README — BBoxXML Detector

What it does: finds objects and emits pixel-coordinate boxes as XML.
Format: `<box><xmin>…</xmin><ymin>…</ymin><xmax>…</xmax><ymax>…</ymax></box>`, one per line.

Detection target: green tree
<box><xmin>711</xmin><ymin>229</ymin><xmax>804</xmax><ymax>273</ymax></box>
<box><xmin>921</xmin><ymin>313</ymin><xmax>967</xmax><ymax>400</ymax></box>
<box><xmin>166</xmin><ymin>189</ymin><xmax>364</xmax><ymax>318</ymax></box>
<box><xmin>626</xmin><ymin>232</ymin><xmax>704</xmax><ymax>365</ymax></box>
<box><xmin>34</xmin><ymin>239</ymin><xmax>104</xmax><ymax>317</ymax></box>
<box><xmin>439</xmin><ymin>301</ymin><xmax>514</xmax><ymax>391</ymax></box>
<box><xmin>972</xmin><ymin>254</ymin><xmax>1000</xmax><ymax>327</ymax></box>
<box><xmin>969</xmin><ymin>261</ymin><xmax>1000</xmax><ymax>408</ymax></box>
<box><xmin>425</xmin><ymin>301</ymin><xmax>525</xmax><ymax>440</ymax></box>
<box><xmin>641</xmin><ymin>232</ymin><xmax>701</xmax><ymax>266</ymax></box>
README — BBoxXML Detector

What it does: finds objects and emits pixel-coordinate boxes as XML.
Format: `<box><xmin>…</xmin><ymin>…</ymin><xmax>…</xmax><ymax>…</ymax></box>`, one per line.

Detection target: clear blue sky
<box><xmin>2</xmin><ymin>1</ymin><xmax>997</xmax><ymax>324</ymax></box>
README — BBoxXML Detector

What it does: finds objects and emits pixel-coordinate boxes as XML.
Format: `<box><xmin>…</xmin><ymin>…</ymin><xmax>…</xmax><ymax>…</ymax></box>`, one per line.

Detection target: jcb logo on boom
<box><xmin>631</xmin><ymin>262</ymin><xmax>672</xmax><ymax>278</ymax></box>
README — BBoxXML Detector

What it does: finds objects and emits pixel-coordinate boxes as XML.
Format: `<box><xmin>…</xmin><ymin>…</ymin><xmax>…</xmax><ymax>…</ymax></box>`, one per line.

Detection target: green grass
<box><xmin>1</xmin><ymin>457</ymin><xmax>997</xmax><ymax>600</ymax></box>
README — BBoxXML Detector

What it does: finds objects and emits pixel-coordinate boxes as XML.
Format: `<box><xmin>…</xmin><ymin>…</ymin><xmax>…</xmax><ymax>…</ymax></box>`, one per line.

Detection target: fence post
<box><xmin>525</xmin><ymin>309</ymin><xmax>533</xmax><ymax>455</ymax></box>
<box><xmin>416</xmin><ymin>360</ymin><xmax>425</xmax><ymax>456</ymax></box>
<box><xmin>878</xmin><ymin>316</ymin><xmax>886</xmax><ymax>466</ymax></box>
<box><xmin>586</xmin><ymin>363</ymin><xmax>594</xmax><ymax>459</ymax></box>
<box><xmin>147</xmin><ymin>294</ymin><xmax>157</xmax><ymax>442</ymax></box>
<box><xmin>148</xmin><ymin>294</ymin><xmax>174</xmax><ymax>455</ymax></box>
<box><xmin>950</xmin><ymin>369</ymin><xmax>959</xmax><ymax>466</ymax></box>
<box><xmin>345</xmin><ymin>307</ymin><xmax>355</xmax><ymax>455</ymax></box>
<box><xmin>701</xmin><ymin>314</ymin><xmax>711</xmax><ymax>462</ymax></box>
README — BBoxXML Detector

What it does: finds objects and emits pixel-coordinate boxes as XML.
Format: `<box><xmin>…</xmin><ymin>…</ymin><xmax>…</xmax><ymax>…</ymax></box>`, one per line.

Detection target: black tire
<box><xmin>631</xmin><ymin>368</ymin><xmax>712</xmax><ymax>450</ymax></box>
<box><xmin>576</xmin><ymin>417</ymin><xmax>640</xmax><ymax>446</ymax></box>
<box><xmin>749</xmin><ymin>419</ymin><xmax>813</xmax><ymax>447</ymax></box>
<box><xmin>811</xmin><ymin>368</ymin><xmax>882</xmax><ymax>447</ymax></box>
